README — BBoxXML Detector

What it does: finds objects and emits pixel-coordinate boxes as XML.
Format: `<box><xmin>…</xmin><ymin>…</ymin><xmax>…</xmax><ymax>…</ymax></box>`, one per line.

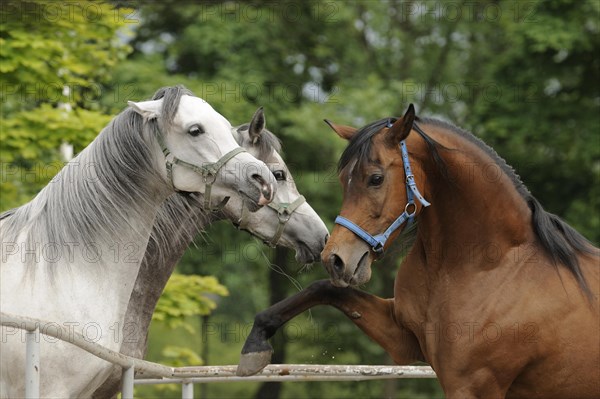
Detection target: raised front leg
<box><xmin>237</xmin><ymin>279</ymin><xmax>423</xmax><ymax>376</ymax></box>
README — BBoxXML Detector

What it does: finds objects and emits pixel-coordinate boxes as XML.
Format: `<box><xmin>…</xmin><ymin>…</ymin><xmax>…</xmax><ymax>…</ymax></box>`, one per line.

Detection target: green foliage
<box><xmin>149</xmin><ymin>273</ymin><xmax>227</xmax><ymax>374</ymax></box>
<box><xmin>1</xmin><ymin>1</ymin><xmax>133</xmax><ymax>90</ymax></box>
<box><xmin>0</xmin><ymin>0</ymin><xmax>133</xmax><ymax>210</ymax></box>
<box><xmin>153</xmin><ymin>273</ymin><xmax>229</xmax><ymax>333</ymax></box>
<box><xmin>160</xmin><ymin>345</ymin><xmax>203</xmax><ymax>367</ymax></box>
<box><xmin>472</xmin><ymin>0</ymin><xmax>600</xmax><ymax>241</ymax></box>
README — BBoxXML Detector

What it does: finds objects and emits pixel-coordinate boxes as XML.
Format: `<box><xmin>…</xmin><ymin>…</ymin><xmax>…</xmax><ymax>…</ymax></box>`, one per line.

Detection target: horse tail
<box><xmin>528</xmin><ymin>196</ymin><xmax>597</xmax><ymax>298</ymax></box>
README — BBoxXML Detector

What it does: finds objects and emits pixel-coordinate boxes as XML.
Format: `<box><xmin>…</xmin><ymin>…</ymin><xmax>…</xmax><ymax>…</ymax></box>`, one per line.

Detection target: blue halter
<box><xmin>334</xmin><ymin>136</ymin><xmax>431</xmax><ymax>254</ymax></box>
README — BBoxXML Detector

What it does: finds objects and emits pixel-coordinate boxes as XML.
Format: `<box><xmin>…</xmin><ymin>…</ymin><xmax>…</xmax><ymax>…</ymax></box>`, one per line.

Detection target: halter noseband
<box><xmin>237</xmin><ymin>195</ymin><xmax>306</xmax><ymax>247</ymax></box>
<box><xmin>157</xmin><ymin>133</ymin><xmax>246</xmax><ymax>212</ymax></box>
<box><xmin>334</xmin><ymin>129</ymin><xmax>431</xmax><ymax>254</ymax></box>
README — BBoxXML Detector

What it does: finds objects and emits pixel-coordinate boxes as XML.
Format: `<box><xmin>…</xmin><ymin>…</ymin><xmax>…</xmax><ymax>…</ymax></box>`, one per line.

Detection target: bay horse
<box><xmin>238</xmin><ymin>105</ymin><xmax>599</xmax><ymax>398</ymax></box>
<box><xmin>92</xmin><ymin>106</ymin><xmax>328</xmax><ymax>397</ymax></box>
<box><xmin>0</xmin><ymin>86</ymin><xmax>277</xmax><ymax>398</ymax></box>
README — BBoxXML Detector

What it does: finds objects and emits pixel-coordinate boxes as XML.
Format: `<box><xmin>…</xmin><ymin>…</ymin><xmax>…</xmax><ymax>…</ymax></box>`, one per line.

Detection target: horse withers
<box><xmin>239</xmin><ymin>105</ymin><xmax>599</xmax><ymax>399</ymax></box>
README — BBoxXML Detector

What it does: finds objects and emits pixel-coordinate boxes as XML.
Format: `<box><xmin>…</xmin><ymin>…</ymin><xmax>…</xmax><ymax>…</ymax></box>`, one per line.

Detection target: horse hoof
<box><xmin>236</xmin><ymin>350</ymin><xmax>273</xmax><ymax>376</ymax></box>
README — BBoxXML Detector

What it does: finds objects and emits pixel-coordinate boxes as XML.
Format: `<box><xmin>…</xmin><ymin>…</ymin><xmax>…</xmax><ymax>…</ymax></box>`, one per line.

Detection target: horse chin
<box><xmin>330</xmin><ymin>278</ymin><xmax>350</xmax><ymax>288</ymax></box>
<box><xmin>349</xmin><ymin>265</ymin><xmax>372</xmax><ymax>286</ymax></box>
<box><xmin>238</xmin><ymin>189</ymin><xmax>263</xmax><ymax>212</ymax></box>
<box><xmin>294</xmin><ymin>243</ymin><xmax>320</xmax><ymax>264</ymax></box>
<box><xmin>346</xmin><ymin>252</ymin><xmax>373</xmax><ymax>287</ymax></box>
<box><xmin>292</xmin><ymin>233</ymin><xmax>328</xmax><ymax>265</ymax></box>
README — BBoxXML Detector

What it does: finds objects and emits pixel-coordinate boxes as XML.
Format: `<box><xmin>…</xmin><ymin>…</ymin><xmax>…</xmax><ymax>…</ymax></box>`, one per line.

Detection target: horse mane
<box><xmin>338</xmin><ymin>115</ymin><xmax>597</xmax><ymax>296</ymax></box>
<box><xmin>0</xmin><ymin>85</ymin><xmax>199</xmax><ymax>270</ymax></box>
<box><xmin>0</xmin><ymin>208</ymin><xmax>15</xmax><ymax>221</ymax></box>
<box><xmin>338</xmin><ymin>118</ymin><xmax>389</xmax><ymax>173</ymax></box>
<box><xmin>419</xmin><ymin>117</ymin><xmax>597</xmax><ymax>296</ymax></box>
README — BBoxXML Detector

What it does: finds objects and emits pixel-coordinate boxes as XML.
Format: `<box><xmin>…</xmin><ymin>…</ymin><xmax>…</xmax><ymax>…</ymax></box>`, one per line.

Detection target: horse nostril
<box><xmin>330</xmin><ymin>254</ymin><xmax>345</xmax><ymax>274</ymax></box>
<box><xmin>252</xmin><ymin>174</ymin><xmax>273</xmax><ymax>201</ymax></box>
<box><xmin>323</xmin><ymin>234</ymin><xmax>330</xmax><ymax>245</ymax></box>
<box><xmin>251</xmin><ymin>174</ymin><xmax>262</xmax><ymax>181</ymax></box>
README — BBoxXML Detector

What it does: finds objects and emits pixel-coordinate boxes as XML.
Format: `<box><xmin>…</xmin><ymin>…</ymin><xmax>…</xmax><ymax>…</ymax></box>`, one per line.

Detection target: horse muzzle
<box><xmin>255</xmin><ymin>175</ymin><xmax>275</xmax><ymax>206</ymax></box>
<box><xmin>239</xmin><ymin>171</ymin><xmax>277</xmax><ymax>211</ymax></box>
<box><xmin>322</xmin><ymin>243</ymin><xmax>372</xmax><ymax>287</ymax></box>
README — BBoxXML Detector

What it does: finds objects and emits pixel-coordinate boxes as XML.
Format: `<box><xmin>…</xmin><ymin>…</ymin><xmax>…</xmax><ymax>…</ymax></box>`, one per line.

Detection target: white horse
<box><xmin>0</xmin><ymin>86</ymin><xmax>277</xmax><ymax>398</ymax></box>
<box><xmin>92</xmin><ymin>107</ymin><xmax>329</xmax><ymax>397</ymax></box>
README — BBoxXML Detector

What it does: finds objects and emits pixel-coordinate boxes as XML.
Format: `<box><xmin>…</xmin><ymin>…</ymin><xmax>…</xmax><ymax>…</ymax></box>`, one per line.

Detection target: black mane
<box><xmin>338</xmin><ymin>118</ymin><xmax>393</xmax><ymax>173</ymax></box>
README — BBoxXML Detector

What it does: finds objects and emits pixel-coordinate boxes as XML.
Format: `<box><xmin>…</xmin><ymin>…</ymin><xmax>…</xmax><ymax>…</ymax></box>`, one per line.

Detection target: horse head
<box><xmin>321</xmin><ymin>104</ymin><xmax>431</xmax><ymax>287</ymax></box>
<box><xmin>222</xmin><ymin>107</ymin><xmax>329</xmax><ymax>264</ymax></box>
<box><xmin>128</xmin><ymin>87</ymin><xmax>277</xmax><ymax>210</ymax></box>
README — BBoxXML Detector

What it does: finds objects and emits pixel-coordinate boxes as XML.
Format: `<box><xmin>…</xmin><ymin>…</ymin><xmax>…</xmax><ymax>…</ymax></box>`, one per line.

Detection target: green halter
<box><xmin>157</xmin><ymin>133</ymin><xmax>246</xmax><ymax>211</ymax></box>
<box><xmin>237</xmin><ymin>195</ymin><xmax>306</xmax><ymax>247</ymax></box>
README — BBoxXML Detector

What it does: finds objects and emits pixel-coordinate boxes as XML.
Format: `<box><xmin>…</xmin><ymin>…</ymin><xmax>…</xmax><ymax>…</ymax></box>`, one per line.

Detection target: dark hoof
<box><xmin>236</xmin><ymin>350</ymin><xmax>273</xmax><ymax>376</ymax></box>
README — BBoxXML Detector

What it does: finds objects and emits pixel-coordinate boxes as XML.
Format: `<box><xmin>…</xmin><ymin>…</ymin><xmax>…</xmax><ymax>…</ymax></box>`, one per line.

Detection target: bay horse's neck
<box><xmin>412</xmin><ymin>122</ymin><xmax>535</xmax><ymax>267</ymax></box>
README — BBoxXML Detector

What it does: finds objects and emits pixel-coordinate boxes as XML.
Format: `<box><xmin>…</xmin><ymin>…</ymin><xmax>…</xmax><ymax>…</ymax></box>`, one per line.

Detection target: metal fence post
<box><xmin>25</xmin><ymin>327</ymin><xmax>40</xmax><ymax>399</ymax></box>
<box><xmin>121</xmin><ymin>366</ymin><xmax>135</xmax><ymax>399</ymax></box>
<box><xmin>181</xmin><ymin>382</ymin><xmax>194</xmax><ymax>399</ymax></box>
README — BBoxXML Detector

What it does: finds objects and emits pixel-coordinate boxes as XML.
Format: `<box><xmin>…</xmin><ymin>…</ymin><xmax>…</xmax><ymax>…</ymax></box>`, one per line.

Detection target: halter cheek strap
<box><xmin>237</xmin><ymin>195</ymin><xmax>306</xmax><ymax>247</ymax></box>
<box><xmin>334</xmin><ymin>140</ymin><xmax>430</xmax><ymax>254</ymax></box>
<box><xmin>266</xmin><ymin>195</ymin><xmax>306</xmax><ymax>247</ymax></box>
<box><xmin>157</xmin><ymin>132</ymin><xmax>246</xmax><ymax>211</ymax></box>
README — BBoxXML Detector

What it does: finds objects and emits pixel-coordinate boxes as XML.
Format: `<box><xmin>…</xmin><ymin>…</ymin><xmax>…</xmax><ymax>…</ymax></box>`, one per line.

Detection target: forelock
<box><xmin>338</xmin><ymin>117</ymin><xmax>396</xmax><ymax>173</ymax></box>
<box><xmin>151</xmin><ymin>85</ymin><xmax>195</xmax><ymax>128</ymax></box>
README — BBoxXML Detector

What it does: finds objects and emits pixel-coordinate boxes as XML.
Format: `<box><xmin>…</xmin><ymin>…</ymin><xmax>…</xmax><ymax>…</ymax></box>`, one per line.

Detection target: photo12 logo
<box><xmin>0</xmin><ymin>1</ymin><xmax>138</xmax><ymax>24</ymax></box>
<box><xmin>1</xmin><ymin>241</ymin><xmax>141</xmax><ymax>265</ymax></box>
<box><xmin>1</xmin><ymin>321</ymin><xmax>142</xmax><ymax>345</ymax></box>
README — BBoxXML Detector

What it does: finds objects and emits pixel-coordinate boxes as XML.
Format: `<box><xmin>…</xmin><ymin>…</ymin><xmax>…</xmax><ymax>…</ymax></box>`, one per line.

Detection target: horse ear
<box><xmin>128</xmin><ymin>100</ymin><xmax>161</xmax><ymax>120</ymax></box>
<box><xmin>324</xmin><ymin>119</ymin><xmax>357</xmax><ymax>141</ymax></box>
<box><xmin>386</xmin><ymin>104</ymin><xmax>415</xmax><ymax>147</ymax></box>
<box><xmin>248</xmin><ymin>107</ymin><xmax>265</xmax><ymax>144</ymax></box>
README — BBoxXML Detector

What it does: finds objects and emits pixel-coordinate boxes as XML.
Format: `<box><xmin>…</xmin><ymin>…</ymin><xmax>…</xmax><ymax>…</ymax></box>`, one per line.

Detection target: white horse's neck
<box><xmin>0</xmin><ymin>111</ymin><xmax>172</xmax><ymax>332</ymax></box>
<box><xmin>0</xmin><ymin>111</ymin><xmax>175</xmax><ymax>398</ymax></box>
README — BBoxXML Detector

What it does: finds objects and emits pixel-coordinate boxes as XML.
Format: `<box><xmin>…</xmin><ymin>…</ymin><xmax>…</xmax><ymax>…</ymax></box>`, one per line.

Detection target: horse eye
<box><xmin>273</xmin><ymin>170</ymin><xmax>286</xmax><ymax>181</ymax></box>
<box><xmin>368</xmin><ymin>174</ymin><xmax>384</xmax><ymax>186</ymax></box>
<box><xmin>188</xmin><ymin>125</ymin><xmax>205</xmax><ymax>137</ymax></box>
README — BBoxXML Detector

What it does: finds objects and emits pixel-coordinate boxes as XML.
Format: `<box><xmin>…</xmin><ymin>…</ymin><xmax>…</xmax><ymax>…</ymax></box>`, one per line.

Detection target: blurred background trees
<box><xmin>1</xmin><ymin>0</ymin><xmax>598</xmax><ymax>398</ymax></box>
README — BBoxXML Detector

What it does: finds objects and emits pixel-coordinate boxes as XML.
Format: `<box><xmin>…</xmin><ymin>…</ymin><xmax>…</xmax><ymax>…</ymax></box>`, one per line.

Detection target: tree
<box><xmin>0</xmin><ymin>0</ymin><xmax>133</xmax><ymax>210</ymax></box>
<box><xmin>471</xmin><ymin>0</ymin><xmax>600</xmax><ymax>242</ymax></box>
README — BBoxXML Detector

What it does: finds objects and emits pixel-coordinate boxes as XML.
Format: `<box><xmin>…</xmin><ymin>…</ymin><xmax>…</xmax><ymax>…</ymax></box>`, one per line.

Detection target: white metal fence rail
<box><xmin>0</xmin><ymin>312</ymin><xmax>436</xmax><ymax>398</ymax></box>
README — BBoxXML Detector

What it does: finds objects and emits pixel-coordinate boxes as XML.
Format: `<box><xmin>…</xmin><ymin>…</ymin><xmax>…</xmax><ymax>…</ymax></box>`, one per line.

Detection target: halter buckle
<box><xmin>278</xmin><ymin>211</ymin><xmax>291</xmax><ymax>223</ymax></box>
<box><xmin>373</xmin><ymin>242</ymin><xmax>384</xmax><ymax>254</ymax></box>
<box><xmin>404</xmin><ymin>202</ymin><xmax>417</xmax><ymax>217</ymax></box>
<box><xmin>203</xmin><ymin>173</ymin><xmax>217</xmax><ymax>184</ymax></box>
